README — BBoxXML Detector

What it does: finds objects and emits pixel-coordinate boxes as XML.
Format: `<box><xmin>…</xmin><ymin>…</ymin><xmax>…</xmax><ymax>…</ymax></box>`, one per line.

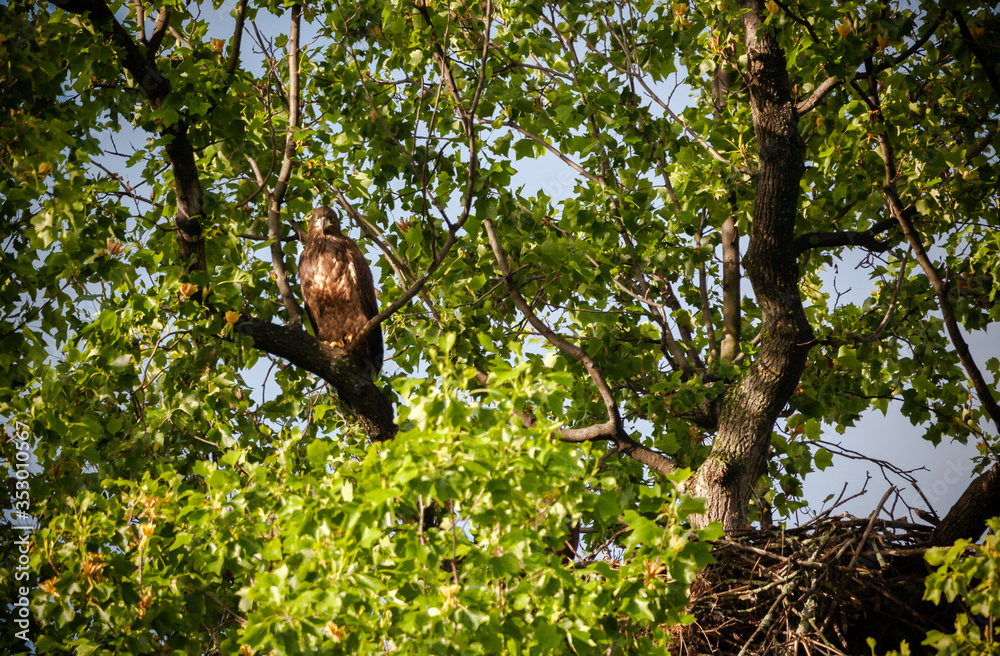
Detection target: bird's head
<box><xmin>309</xmin><ymin>206</ymin><xmax>342</xmax><ymax>237</ymax></box>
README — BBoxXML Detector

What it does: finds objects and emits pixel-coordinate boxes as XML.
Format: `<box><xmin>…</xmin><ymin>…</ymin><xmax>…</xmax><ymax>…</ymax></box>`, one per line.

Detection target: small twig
<box><xmin>848</xmin><ymin>486</ymin><xmax>893</xmax><ymax>568</ymax></box>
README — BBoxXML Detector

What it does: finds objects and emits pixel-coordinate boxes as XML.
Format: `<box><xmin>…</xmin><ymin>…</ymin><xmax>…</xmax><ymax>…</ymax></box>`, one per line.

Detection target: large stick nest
<box><xmin>670</xmin><ymin>515</ymin><xmax>968</xmax><ymax>655</ymax></box>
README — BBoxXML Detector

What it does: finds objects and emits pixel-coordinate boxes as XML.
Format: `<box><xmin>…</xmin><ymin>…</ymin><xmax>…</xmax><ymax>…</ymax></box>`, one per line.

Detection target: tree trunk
<box><xmin>932</xmin><ymin>462</ymin><xmax>1000</xmax><ymax>546</ymax></box>
<box><xmin>689</xmin><ymin>1</ymin><xmax>813</xmax><ymax>531</ymax></box>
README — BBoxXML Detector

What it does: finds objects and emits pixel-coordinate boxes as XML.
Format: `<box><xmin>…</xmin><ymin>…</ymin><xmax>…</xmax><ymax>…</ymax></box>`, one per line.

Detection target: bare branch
<box><xmin>235</xmin><ymin>319</ymin><xmax>396</xmax><ymax>441</ymax></box>
<box><xmin>266</xmin><ymin>5</ymin><xmax>305</xmax><ymax>328</ymax></box>
<box><xmin>860</xmin><ymin>59</ymin><xmax>1000</xmax><ymax>434</ymax></box>
<box><xmin>847</xmin><ymin>486</ymin><xmax>894</xmax><ymax>568</ymax></box>
<box><xmin>794</xmin><ymin>216</ymin><xmax>898</xmax><ymax>255</ymax></box>
<box><xmin>146</xmin><ymin>8</ymin><xmax>169</xmax><ymax>59</ymax></box>
<box><xmin>133</xmin><ymin>0</ymin><xmax>146</xmax><ymax>44</ymax></box>
<box><xmin>794</xmin><ymin>76</ymin><xmax>839</xmax><ymax>115</ymax></box>
<box><xmin>847</xmin><ymin>252</ymin><xmax>908</xmax><ymax>344</ymax></box>
<box><xmin>226</xmin><ymin>0</ymin><xmax>249</xmax><ymax>78</ymax></box>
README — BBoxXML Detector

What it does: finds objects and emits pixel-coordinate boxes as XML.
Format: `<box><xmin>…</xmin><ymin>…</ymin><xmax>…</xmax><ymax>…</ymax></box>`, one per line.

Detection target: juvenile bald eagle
<box><xmin>299</xmin><ymin>206</ymin><xmax>383</xmax><ymax>376</ymax></box>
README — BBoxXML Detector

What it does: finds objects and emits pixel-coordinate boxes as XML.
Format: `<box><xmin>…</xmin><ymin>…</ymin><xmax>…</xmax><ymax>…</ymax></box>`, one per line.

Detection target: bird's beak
<box><xmin>318</xmin><ymin>210</ymin><xmax>340</xmax><ymax>235</ymax></box>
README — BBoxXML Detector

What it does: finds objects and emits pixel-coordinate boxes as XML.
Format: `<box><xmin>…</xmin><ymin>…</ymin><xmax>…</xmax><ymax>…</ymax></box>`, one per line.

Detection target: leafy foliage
<box><xmin>1</xmin><ymin>0</ymin><xmax>998</xmax><ymax>654</ymax></box>
<box><xmin>921</xmin><ymin>518</ymin><xmax>1000</xmax><ymax>653</ymax></box>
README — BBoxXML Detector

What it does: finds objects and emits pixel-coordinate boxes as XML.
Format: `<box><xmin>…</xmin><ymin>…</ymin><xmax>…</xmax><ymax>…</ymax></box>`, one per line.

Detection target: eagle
<box><xmin>299</xmin><ymin>206</ymin><xmax>383</xmax><ymax>377</ymax></box>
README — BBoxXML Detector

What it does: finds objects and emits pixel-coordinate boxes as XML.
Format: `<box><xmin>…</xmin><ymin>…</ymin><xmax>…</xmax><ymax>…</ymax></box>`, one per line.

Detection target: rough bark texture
<box><xmin>237</xmin><ymin>319</ymin><xmax>397</xmax><ymax>442</ymax></box>
<box><xmin>932</xmin><ymin>462</ymin><xmax>1000</xmax><ymax>546</ymax></box>
<box><xmin>689</xmin><ymin>1</ymin><xmax>813</xmax><ymax>531</ymax></box>
<box><xmin>163</xmin><ymin>125</ymin><xmax>207</xmax><ymax>271</ymax></box>
<box><xmin>719</xmin><ymin>210</ymin><xmax>741</xmax><ymax>362</ymax></box>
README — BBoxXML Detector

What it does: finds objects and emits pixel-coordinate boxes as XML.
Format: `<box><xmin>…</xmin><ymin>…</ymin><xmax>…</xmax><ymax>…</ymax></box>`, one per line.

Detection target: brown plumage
<box><xmin>299</xmin><ymin>206</ymin><xmax>383</xmax><ymax>376</ymax></box>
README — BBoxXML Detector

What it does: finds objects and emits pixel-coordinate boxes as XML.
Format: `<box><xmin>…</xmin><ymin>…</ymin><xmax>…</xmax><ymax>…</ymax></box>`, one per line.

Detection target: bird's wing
<box><xmin>348</xmin><ymin>241</ymin><xmax>380</xmax><ymax>321</ymax></box>
<box><xmin>298</xmin><ymin>241</ymin><xmax>323</xmax><ymax>337</ymax></box>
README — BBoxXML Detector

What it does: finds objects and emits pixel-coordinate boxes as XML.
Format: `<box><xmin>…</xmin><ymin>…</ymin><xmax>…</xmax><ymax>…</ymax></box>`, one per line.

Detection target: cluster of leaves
<box><xmin>921</xmin><ymin>518</ymin><xmax>1000</xmax><ymax>654</ymax></box>
<box><xmin>26</xmin><ymin>352</ymin><xmax>719</xmax><ymax>654</ymax></box>
<box><xmin>878</xmin><ymin>518</ymin><xmax>1000</xmax><ymax>655</ymax></box>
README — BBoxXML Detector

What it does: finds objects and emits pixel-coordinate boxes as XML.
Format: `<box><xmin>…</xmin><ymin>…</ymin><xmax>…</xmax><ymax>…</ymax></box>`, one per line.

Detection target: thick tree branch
<box><xmin>226</xmin><ymin>0</ymin><xmax>249</xmax><ymax>78</ymax></box>
<box><xmin>206</xmin><ymin>0</ymin><xmax>249</xmax><ymax>106</ymax></box>
<box><xmin>886</xmin><ymin>189</ymin><xmax>1000</xmax><ymax>432</ymax></box>
<box><xmin>697</xmin><ymin>215</ymin><xmax>720</xmax><ymax>364</ymax></box>
<box><xmin>51</xmin><ymin>0</ymin><xmax>170</xmax><ymax>102</ymax></box>
<box><xmin>146</xmin><ymin>8</ymin><xmax>169</xmax><ymax>59</ymax></box>
<box><xmin>794</xmin><ymin>216</ymin><xmax>898</xmax><ymax>255</ymax></box>
<box><xmin>133</xmin><ymin>0</ymin><xmax>146</xmax><ymax>44</ymax></box>
<box><xmin>565</xmin><ymin>428</ymin><xmax>677</xmax><ymax>478</ymax></box>
<box><xmin>235</xmin><ymin>319</ymin><xmax>396</xmax><ymax>442</ymax></box>
<box><xmin>794</xmin><ymin>76</ymin><xmax>839</xmax><ymax>115</ymax></box>
<box><xmin>932</xmin><ymin>462</ymin><xmax>1000</xmax><ymax>546</ymax></box>
<box><xmin>720</xmin><ymin>202</ymin><xmax>741</xmax><ymax>363</ymax></box>
<box><xmin>710</xmin><ymin>62</ymin><xmax>742</xmax><ymax>365</ymax></box>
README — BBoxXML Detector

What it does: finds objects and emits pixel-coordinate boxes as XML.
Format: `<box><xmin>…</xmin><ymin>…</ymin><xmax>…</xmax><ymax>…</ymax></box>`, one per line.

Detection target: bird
<box><xmin>298</xmin><ymin>206</ymin><xmax>383</xmax><ymax>377</ymax></box>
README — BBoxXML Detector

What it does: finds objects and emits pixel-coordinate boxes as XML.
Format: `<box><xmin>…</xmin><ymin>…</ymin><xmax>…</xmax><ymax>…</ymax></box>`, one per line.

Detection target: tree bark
<box><xmin>236</xmin><ymin>319</ymin><xmax>397</xmax><ymax>442</ymax></box>
<box><xmin>712</xmin><ymin>64</ymin><xmax>742</xmax><ymax>363</ymax></box>
<box><xmin>932</xmin><ymin>462</ymin><xmax>1000</xmax><ymax>546</ymax></box>
<box><xmin>689</xmin><ymin>1</ymin><xmax>813</xmax><ymax>531</ymax></box>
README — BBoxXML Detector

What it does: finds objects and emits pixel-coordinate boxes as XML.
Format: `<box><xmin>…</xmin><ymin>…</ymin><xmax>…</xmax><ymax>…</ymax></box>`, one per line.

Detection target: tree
<box><xmin>1</xmin><ymin>0</ymin><xmax>998</xmax><ymax>653</ymax></box>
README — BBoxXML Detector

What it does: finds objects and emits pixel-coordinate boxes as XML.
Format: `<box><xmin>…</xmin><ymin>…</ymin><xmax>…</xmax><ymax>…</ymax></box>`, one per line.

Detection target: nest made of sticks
<box><xmin>670</xmin><ymin>514</ymin><xmax>963</xmax><ymax>656</ymax></box>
